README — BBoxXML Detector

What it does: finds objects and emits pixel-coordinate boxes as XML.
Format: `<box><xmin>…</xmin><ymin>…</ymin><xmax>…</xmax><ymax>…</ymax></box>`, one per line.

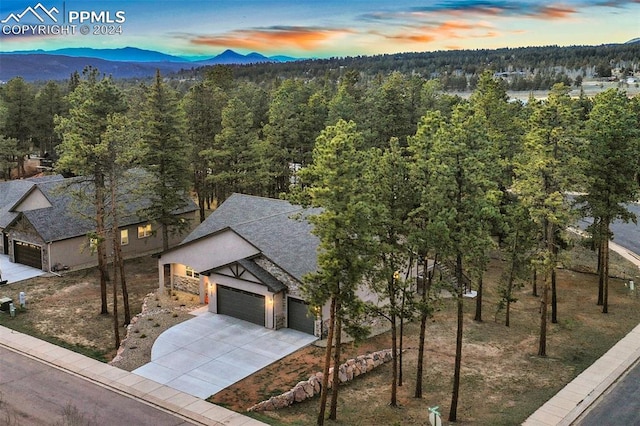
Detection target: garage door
<box><xmin>217</xmin><ymin>285</ymin><xmax>265</xmax><ymax>326</ymax></box>
<box><xmin>14</xmin><ymin>241</ymin><xmax>42</xmax><ymax>269</ymax></box>
<box><xmin>288</xmin><ymin>297</ymin><xmax>315</xmax><ymax>335</ymax></box>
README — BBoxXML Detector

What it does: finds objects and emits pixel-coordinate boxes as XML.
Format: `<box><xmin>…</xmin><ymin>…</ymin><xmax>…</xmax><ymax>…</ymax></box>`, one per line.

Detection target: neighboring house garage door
<box><xmin>14</xmin><ymin>241</ymin><xmax>42</xmax><ymax>269</ymax></box>
<box><xmin>288</xmin><ymin>297</ymin><xmax>315</xmax><ymax>335</ymax></box>
<box><xmin>217</xmin><ymin>285</ymin><xmax>265</xmax><ymax>326</ymax></box>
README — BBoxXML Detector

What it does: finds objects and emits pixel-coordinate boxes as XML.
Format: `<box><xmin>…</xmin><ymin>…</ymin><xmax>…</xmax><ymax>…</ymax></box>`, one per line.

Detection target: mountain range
<box><xmin>0</xmin><ymin>47</ymin><xmax>300</xmax><ymax>81</ymax></box>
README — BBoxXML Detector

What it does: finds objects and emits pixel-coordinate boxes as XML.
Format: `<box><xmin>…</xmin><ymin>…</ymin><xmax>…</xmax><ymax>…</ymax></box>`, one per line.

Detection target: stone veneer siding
<box><xmin>254</xmin><ymin>257</ymin><xmax>302</xmax><ymax>297</ymax></box>
<box><xmin>172</xmin><ymin>275</ymin><xmax>199</xmax><ymax>294</ymax></box>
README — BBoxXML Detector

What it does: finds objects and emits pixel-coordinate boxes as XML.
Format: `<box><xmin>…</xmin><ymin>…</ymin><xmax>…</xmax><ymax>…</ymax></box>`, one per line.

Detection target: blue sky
<box><xmin>1</xmin><ymin>0</ymin><xmax>638</xmax><ymax>58</ymax></box>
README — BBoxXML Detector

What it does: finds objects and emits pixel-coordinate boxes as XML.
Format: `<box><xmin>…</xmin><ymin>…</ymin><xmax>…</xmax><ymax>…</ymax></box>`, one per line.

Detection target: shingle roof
<box><xmin>182</xmin><ymin>193</ymin><xmax>320</xmax><ymax>281</ymax></box>
<box><xmin>0</xmin><ymin>175</ymin><xmax>64</xmax><ymax>229</ymax></box>
<box><xmin>4</xmin><ymin>171</ymin><xmax>197</xmax><ymax>242</ymax></box>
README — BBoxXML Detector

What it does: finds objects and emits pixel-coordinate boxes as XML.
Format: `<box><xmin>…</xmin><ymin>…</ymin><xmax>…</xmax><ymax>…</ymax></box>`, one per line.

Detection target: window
<box><xmin>120</xmin><ymin>229</ymin><xmax>129</xmax><ymax>246</ymax></box>
<box><xmin>186</xmin><ymin>266</ymin><xmax>200</xmax><ymax>278</ymax></box>
<box><xmin>137</xmin><ymin>224</ymin><xmax>152</xmax><ymax>239</ymax></box>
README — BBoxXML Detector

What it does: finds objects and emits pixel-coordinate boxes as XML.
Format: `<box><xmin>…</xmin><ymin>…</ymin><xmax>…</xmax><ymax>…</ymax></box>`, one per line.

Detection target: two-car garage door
<box><xmin>217</xmin><ymin>285</ymin><xmax>265</xmax><ymax>326</ymax></box>
<box><xmin>215</xmin><ymin>285</ymin><xmax>316</xmax><ymax>335</ymax></box>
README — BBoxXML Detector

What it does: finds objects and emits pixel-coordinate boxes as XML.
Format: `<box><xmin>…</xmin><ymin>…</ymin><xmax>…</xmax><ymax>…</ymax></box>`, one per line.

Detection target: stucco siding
<box><xmin>14</xmin><ymin>188</ymin><xmax>52</xmax><ymax>211</ymax></box>
<box><xmin>159</xmin><ymin>230</ymin><xmax>260</xmax><ymax>273</ymax></box>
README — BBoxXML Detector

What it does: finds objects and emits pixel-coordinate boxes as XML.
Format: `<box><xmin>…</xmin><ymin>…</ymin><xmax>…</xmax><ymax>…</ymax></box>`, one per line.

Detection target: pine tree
<box><xmin>577</xmin><ymin>89</ymin><xmax>640</xmax><ymax>313</ymax></box>
<box><xmin>55</xmin><ymin>67</ymin><xmax>128</xmax><ymax>317</ymax></box>
<box><xmin>1</xmin><ymin>77</ymin><xmax>35</xmax><ymax>178</ymax></box>
<box><xmin>514</xmin><ymin>84</ymin><xmax>582</xmax><ymax>356</ymax></box>
<box><xmin>425</xmin><ymin>103</ymin><xmax>498</xmax><ymax>422</ymax></box>
<box><xmin>140</xmin><ymin>70</ymin><xmax>191</xmax><ymax>251</ymax></box>
<box><xmin>300</xmin><ymin>120</ymin><xmax>373</xmax><ymax>425</ymax></box>
<box><xmin>182</xmin><ymin>82</ymin><xmax>227</xmax><ymax>221</ymax></box>
<box><xmin>362</xmin><ymin>139</ymin><xmax>415</xmax><ymax>406</ymax></box>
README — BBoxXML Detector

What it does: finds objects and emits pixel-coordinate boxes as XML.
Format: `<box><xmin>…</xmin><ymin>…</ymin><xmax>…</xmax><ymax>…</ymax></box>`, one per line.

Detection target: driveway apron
<box><xmin>0</xmin><ymin>253</ymin><xmax>45</xmax><ymax>284</ymax></box>
<box><xmin>133</xmin><ymin>311</ymin><xmax>317</xmax><ymax>399</ymax></box>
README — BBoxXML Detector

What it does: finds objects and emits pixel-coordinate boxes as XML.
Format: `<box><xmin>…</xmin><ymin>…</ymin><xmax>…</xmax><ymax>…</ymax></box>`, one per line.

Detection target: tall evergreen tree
<box><xmin>468</xmin><ymin>71</ymin><xmax>523</xmax><ymax>321</ymax></box>
<box><xmin>33</xmin><ymin>81</ymin><xmax>67</xmax><ymax>157</ymax></box>
<box><xmin>363</xmin><ymin>139</ymin><xmax>415</xmax><ymax>406</ymax></box>
<box><xmin>300</xmin><ymin>120</ymin><xmax>372</xmax><ymax>425</ymax></box>
<box><xmin>182</xmin><ymin>82</ymin><xmax>227</xmax><ymax>221</ymax></box>
<box><xmin>1</xmin><ymin>77</ymin><xmax>35</xmax><ymax>178</ymax></box>
<box><xmin>204</xmin><ymin>97</ymin><xmax>260</xmax><ymax>200</ymax></box>
<box><xmin>407</xmin><ymin>110</ymin><xmax>444</xmax><ymax>399</ymax></box>
<box><xmin>514</xmin><ymin>84</ymin><xmax>582</xmax><ymax>356</ymax></box>
<box><xmin>55</xmin><ymin>67</ymin><xmax>127</xmax><ymax>316</ymax></box>
<box><xmin>140</xmin><ymin>70</ymin><xmax>191</xmax><ymax>251</ymax></box>
<box><xmin>425</xmin><ymin>103</ymin><xmax>498</xmax><ymax>422</ymax></box>
<box><xmin>577</xmin><ymin>88</ymin><xmax>640</xmax><ymax>313</ymax></box>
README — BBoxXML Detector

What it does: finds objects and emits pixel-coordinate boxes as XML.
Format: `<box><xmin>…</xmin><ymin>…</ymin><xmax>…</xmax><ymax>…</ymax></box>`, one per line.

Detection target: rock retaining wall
<box><xmin>247</xmin><ymin>349</ymin><xmax>393</xmax><ymax>412</ymax></box>
<box><xmin>110</xmin><ymin>292</ymin><xmax>157</xmax><ymax>364</ymax></box>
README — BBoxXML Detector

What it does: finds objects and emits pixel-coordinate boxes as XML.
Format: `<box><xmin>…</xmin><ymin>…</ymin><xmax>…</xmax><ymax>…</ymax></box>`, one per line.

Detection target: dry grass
<box><xmin>1</xmin><ymin>241</ymin><xmax>640</xmax><ymax>425</ymax></box>
<box><xmin>213</xmin><ymin>247</ymin><xmax>640</xmax><ymax>426</ymax></box>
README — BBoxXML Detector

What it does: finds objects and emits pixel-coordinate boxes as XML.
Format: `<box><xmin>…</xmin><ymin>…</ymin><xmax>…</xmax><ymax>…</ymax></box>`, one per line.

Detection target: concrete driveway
<box><xmin>0</xmin><ymin>254</ymin><xmax>45</xmax><ymax>284</ymax></box>
<box><xmin>133</xmin><ymin>310</ymin><xmax>318</xmax><ymax>399</ymax></box>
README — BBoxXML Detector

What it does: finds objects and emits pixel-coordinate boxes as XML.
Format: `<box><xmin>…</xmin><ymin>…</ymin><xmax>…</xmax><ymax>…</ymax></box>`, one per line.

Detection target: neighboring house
<box><xmin>0</xmin><ymin>175</ymin><xmax>63</xmax><ymax>256</ymax></box>
<box><xmin>0</xmin><ymin>174</ymin><xmax>197</xmax><ymax>272</ymax></box>
<box><xmin>157</xmin><ymin>193</ymin><xmax>378</xmax><ymax>337</ymax></box>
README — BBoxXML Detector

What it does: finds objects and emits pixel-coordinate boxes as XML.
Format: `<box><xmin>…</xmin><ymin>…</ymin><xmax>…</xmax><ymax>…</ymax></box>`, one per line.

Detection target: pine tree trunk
<box><xmin>474</xmin><ymin>275</ymin><xmax>483</xmax><ymax>322</ymax></box>
<box><xmin>162</xmin><ymin>223</ymin><xmax>170</xmax><ymax>252</ymax></box>
<box><xmin>414</xmin><ymin>255</ymin><xmax>434</xmax><ymax>399</ymax></box>
<box><xmin>112</xmin><ymin>249</ymin><xmax>120</xmax><ymax>349</ymax></box>
<box><xmin>449</xmin><ymin>253</ymin><xmax>464</xmax><ymax>423</ymax></box>
<box><xmin>602</xmin><ymin>235</ymin><xmax>609</xmax><ymax>314</ymax></box>
<box><xmin>390</xmin><ymin>308</ymin><xmax>398</xmax><ymax>406</ymax></box>
<box><xmin>95</xmin><ymin>173</ymin><xmax>109</xmax><ymax>315</ymax></box>
<box><xmin>317</xmin><ymin>297</ymin><xmax>336</xmax><ymax>426</ymax></box>
<box><xmin>597</xmin><ymin>236</ymin><xmax>604</xmax><ymax>306</ymax></box>
<box><xmin>551</xmin><ymin>269</ymin><xmax>558</xmax><ymax>324</ymax></box>
<box><xmin>532</xmin><ymin>268</ymin><xmax>538</xmax><ymax>297</ymax></box>
<box><xmin>550</xmin><ymin>223</ymin><xmax>558</xmax><ymax>324</ymax></box>
<box><xmin>538</xmin><ymin>274</ymin><xmax>549</xmax><ymax>357</ymax></box>
<box><xmin>329</xmin><ymin>299</ymin><xmax>342</xmax><ymax>421</ymax></box>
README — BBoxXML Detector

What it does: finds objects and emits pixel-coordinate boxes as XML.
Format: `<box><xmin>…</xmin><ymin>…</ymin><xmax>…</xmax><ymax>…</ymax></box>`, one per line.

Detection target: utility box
<box><xmin>0</xmin><ymin>297</ymin><xmax>13</xmax><ymax>312</ymax></box>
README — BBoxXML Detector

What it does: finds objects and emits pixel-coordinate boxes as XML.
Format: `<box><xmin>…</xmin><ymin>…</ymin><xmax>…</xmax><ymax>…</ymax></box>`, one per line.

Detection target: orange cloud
<box><xmin>371</xmin><ymin>18</ymin><xmax>500</xmax><ymax>45</ymax></box>
<box><xmin>190</xmin><ymin>27</ymin><xmax>353</xmax><ymax>51</ymax></box>
<box><xmin>535</xmin><ymin>5</ymin><xmax>577</xmax><ymax>19</ymax></box>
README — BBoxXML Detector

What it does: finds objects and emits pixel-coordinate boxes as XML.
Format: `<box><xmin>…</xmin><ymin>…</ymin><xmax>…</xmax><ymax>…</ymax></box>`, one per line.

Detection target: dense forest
<box><xmin>1</xmin><ymin>43</ymin><xmax>639</xmax><ymax>423</ymax></box>
<box><xmin>177</xmin><ymin>43</ymin><xmax>640</xmax><ymax>91</ymax></box>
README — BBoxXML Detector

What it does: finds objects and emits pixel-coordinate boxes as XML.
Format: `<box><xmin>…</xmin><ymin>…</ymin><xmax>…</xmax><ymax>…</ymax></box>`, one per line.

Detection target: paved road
<box><xmin>609</xmin><ymin>203</ymin><xmax>640</xmax><ymax>256</ymax></box>
<box><xmin>576</xmin><ymin>359</ymin><xmax>640</xmax><ymax>426</ymax></box>
<box><xmin>574</xmin><ymin>201</ymin><xmax>640</xmax><ymax>426</ymax></box>
<box><xmin>0</xmin><ymin>346</ymin><xmax>194</xmax><ymax>426</ymax></box>
<box><xmin>575</xmin><ymin>202</ymin><xmax>640</xmax><ymax>255</ymax></box>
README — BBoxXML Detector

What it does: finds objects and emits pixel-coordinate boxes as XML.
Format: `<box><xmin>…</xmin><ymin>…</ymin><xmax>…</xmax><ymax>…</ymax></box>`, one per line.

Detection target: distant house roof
<box><xmin>181</xmin><ymin>193</ymin><xmax>320</xmax><ymax>282</ymax></box>
<box><xmin>0</xmin><ymin>175</ymin><xmax>64</xmax><ymax>230</ymax></box>
<box><xmin>3</xmin><ymin>171</ymin><xmax>197</xmax><ymax>243</ymax></box>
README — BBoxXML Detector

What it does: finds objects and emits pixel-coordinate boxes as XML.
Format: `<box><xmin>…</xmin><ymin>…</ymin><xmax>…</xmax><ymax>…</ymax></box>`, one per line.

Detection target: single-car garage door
<box><xmin>217</xmin><ymin>285</ymin><xmax>265</xmax><ymax>326</ymax></box>
<box><xmin>288</xmin><ymin>297</ymin><xmax>315</xmax><ymax>335</ymax></box>
<box><xmin>14</xmin><ymin>241</ymin><xmax>42</xmax><ymax>270</ymax></box>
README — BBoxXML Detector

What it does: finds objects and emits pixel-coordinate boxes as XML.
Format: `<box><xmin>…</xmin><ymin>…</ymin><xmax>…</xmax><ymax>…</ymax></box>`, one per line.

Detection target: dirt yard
<box><xmin>1</xmin><ymin>239</ymin><xmax>640</xmax><ymax>425</ymax></box>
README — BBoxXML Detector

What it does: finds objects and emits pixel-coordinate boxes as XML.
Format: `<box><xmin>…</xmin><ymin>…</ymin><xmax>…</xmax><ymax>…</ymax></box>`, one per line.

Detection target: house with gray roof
<box><xmin>0</xmin><ymin>175</ymin><xmax>64</xmax><ymax>256</ymax></box>
<box><xmin>157</xmin><ymin>193</ymin><xmax>332</xmax><ymax>336</ymax></box>
<box><xmin>0</xmin><ymin>174</ymin><xmax>197</xmax><ymax>272</ymax></box>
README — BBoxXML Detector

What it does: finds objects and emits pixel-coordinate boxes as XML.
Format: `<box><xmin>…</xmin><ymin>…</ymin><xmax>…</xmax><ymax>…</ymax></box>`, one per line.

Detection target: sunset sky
<box><xmin>1</xmin><ymin>0</ymin><xmax>638</xmax><ymax>59</ymax></box>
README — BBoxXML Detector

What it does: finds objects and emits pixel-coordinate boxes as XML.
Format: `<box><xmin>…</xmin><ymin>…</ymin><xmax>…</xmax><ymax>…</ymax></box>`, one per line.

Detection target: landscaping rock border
<box><xmin>248</xmin><ymin>349</ymin><xmax>393</xmax><ymax>412</ymax></box>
